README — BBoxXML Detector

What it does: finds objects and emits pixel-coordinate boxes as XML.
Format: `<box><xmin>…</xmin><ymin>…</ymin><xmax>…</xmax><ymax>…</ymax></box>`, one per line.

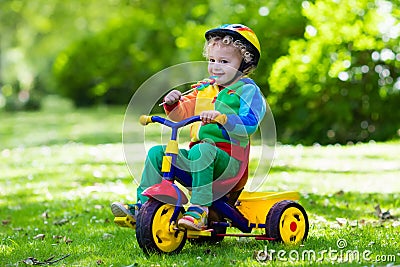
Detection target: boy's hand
<box><xmin>164</xmin><ymin>90</ymin><xmax>182</xmax><ymax>105</ymax></box>
<box><xmin>200</xmin><ymin>110</ymin><xmax>221</xmax><ymax>124</ymax></box>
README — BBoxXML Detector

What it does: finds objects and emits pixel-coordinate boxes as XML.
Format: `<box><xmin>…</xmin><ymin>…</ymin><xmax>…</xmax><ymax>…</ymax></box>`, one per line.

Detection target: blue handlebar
<box><xmin>150</xmin><ymin>115</ymin><xmax>201</xmax><ymax>129</ymax></box>
<box><xmin>146</xmin><ymin>115</ymin><xmax>201</xmax><ymax>141</ymax></box>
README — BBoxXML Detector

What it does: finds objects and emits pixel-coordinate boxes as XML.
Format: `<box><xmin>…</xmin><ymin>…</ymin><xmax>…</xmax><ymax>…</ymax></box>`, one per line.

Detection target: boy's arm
<box><xmin>164</xmin><ymin>91</ymin><xmax>198</xmax><ymax>121</ymax></box>
<box><xmin>223</xmin><ymin>84</ymin><xmax>266</xmax><ymax>136</ymax></box>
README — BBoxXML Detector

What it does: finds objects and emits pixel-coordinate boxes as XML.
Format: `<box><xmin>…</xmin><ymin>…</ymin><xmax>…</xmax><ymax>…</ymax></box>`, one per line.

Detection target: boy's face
<box><xmin>207</xmin><ymin>44</ymin><xmax>242</xmax><ymax>86</ymax></box>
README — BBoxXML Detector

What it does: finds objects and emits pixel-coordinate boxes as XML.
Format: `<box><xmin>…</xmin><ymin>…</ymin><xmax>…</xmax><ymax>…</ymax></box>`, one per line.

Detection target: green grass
<box><xmin>1</xmin><ymin>98</ymin><xmax>399</xmax><ymax>266</ymax></box>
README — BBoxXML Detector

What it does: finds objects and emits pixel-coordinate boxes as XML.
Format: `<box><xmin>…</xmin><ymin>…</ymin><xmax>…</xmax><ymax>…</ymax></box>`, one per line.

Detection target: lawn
<box><xmin>1</xmin><ymin>98</ymin><xmax>399</xmax><ymax>266</ymax></box>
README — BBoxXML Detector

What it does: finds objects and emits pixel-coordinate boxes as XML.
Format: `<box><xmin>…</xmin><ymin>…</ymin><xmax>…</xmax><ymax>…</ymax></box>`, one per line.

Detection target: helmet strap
<box><xmin>220</xmin><ymin>70</ymin><xmax>243</xmax><ymax>87</ymax></box>
<box><xmin>219</xmin><ymin>60</ymin><xmax>252</xmax><ymax>86</ymax></box>
<box><xmin>238</xmin><ymin>60</ymin><xmax>253</xmax><ymax>74</ymax></box>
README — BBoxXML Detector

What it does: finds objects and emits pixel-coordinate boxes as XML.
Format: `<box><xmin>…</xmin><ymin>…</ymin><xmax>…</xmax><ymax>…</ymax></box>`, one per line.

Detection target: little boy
<box><xmin>112</xmin><ymin>24</ymin><xmax>266</xmax><ymax>231</ymax></box>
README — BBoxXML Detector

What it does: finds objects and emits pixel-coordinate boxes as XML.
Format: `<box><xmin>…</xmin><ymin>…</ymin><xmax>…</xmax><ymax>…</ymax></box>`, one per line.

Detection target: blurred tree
<box><xmin>1</xmin><ymin>0</ymin><xmax>399</xmax><ymax>144</ymax></box>
<box><xmin>52</xmin><ymin>0</ymin><xmax>306</xmax><ymax>106</ymax></box>
<box><xmin>53</xmin><ymin>1</ymin><xmax>204</xmax><ymax>106</ymax></box>
<box><xmin>268</xmin><ymin>0</ymin><xmax>400</xmax><ymax>144</ymax></box>
<box><xmin>0</xmin><ymin>0</ymin><xmax>128</xmax><ymax>109</ymax></box>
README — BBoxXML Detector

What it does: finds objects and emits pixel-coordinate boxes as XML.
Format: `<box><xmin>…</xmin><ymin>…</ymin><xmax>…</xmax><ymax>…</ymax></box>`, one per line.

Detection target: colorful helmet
<box><xmin>205</xmin><ymin>24</ymin><xmax>261</xmax><ymax>72</ymax></box>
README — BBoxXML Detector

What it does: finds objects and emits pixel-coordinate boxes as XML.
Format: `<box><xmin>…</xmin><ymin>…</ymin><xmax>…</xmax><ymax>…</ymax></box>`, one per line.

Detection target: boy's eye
<box><xmin>208</xmin><ymin>59</ymin><xmax>229</xmax><ymax>64</ymax></box>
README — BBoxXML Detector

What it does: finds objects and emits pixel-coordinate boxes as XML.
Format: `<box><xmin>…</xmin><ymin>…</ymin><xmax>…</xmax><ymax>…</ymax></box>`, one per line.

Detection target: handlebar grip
<box><xmin>212</xmin><ymin>114</ymin><xmax>227</xmax><ymax>125</ymax></box>
<box><xmin>139</xmin><ymin>115</ymin><xmax>153</xmax><ymax>126</ymax></box>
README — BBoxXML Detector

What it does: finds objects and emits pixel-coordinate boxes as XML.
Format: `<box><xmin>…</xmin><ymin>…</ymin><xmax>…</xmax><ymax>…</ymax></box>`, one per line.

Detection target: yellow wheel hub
<box><xmin>151</xmin><ymin>204</ymin><xmax>185</xmax><ymax>253</ymax></box>
<box><xmin>279</xmin><ymin>207</ymin><xmax>307</xmax><ymax>244</ymax></box>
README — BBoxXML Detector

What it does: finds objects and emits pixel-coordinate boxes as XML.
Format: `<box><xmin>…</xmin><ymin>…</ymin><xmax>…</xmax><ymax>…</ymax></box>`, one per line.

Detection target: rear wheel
<box><xmin>265</xmin><ymin>200</ymin><xmax>309</xmax><ymax>244</ymax></box>
<box><xmin>136</xmin><ymin>199</ymin><xmax>186</xmax><ymax>254</ymax></box>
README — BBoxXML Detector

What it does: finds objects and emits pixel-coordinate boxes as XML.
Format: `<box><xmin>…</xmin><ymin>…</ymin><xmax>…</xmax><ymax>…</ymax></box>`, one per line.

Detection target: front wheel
<box><xmin>136</xmin><ymin>199</ymin><xmax>186</xmax><ymax>254</ymax></box>
<box><xmin>265</xmin><ymin>200</ymin><xmax>309</xmax><ymax>245</ymax></box>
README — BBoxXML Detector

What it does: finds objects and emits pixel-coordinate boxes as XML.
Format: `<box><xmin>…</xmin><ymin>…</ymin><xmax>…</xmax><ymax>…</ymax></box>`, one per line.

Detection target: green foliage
<box><xmin>53</xmin><ymin>15</ymin><xmax>153</xmax><ymax>106</ymax></box>
<box><xmin>268</xmin><ymin>0</ymin><xmax>400</xmax><ymax>144</ymax></box>
<box><xmin>0</xmin><ymin>0</ymin><xmax>127</xmax><ymax>109</ymax></box>
<box><xmin>1</xmin><ymin>0</ymin><xmax>399</xmax><ymax>144</ymax></box>
<box><xmin>52</xmin><ymin>0</ymin><xmax>306</xmax><ymax>106</ymax></box>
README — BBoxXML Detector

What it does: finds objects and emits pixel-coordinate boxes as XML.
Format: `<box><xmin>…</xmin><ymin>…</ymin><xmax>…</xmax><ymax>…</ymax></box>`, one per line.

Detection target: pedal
<box><xmin>187</xmin><ymin>229</ymin><xmax>213</xmax><ymax>238</ymax></box>
<box><xmin>113</xmin><ymin>216</ymin><xmax>136</xmax><ymax>229</ymax></box>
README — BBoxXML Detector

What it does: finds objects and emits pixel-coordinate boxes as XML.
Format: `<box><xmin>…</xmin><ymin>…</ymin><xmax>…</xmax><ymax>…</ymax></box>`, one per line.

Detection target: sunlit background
<box><xmin>0</xmin><ymin>0</ymin><xmax>399</xmax><ymax>145</ymax></box>
<box><xmin>1</xmin><ymin>2</ymin><xmax>399</xmax><ymax>265</ymax></box>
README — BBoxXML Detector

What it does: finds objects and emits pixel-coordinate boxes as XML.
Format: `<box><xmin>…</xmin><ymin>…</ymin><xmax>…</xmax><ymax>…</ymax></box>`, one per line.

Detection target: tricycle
<box><xmin>114</xmin><ymin>114</ymin><xmax>309</xmax><ymax>254</ymax></box>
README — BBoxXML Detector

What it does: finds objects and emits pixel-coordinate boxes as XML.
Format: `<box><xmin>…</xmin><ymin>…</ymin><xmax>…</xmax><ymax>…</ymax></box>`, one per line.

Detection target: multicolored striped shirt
<box><xmin>164</xmin><ymin>77</ymin><xmax>266</xmax><ymax>161</ymax></box>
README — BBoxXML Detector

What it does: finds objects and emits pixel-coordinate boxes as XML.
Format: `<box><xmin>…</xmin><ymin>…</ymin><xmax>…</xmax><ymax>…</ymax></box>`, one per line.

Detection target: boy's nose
<box><xmin>212</xmin><ymin>62</ymin><xmax>222</xmax><ymax>70</ymax></box>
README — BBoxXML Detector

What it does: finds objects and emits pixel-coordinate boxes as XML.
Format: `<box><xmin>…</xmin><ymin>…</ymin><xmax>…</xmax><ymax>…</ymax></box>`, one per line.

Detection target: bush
<box><xmin>53</xmin><ymin>14</ymin><xmax>178</xmax><ymax>106</ymax></box>
<box><xmin>268</xmin><ymin>0</ymin><xmax>400</xmax><ymax>144</ymax></box>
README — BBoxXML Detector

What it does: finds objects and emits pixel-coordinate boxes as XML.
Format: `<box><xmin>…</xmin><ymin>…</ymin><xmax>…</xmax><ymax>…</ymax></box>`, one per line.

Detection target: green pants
<box><xmin>137</xmin><ymin>142</ymin><xmax>240</xmax><ymax>206</ymax></box>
